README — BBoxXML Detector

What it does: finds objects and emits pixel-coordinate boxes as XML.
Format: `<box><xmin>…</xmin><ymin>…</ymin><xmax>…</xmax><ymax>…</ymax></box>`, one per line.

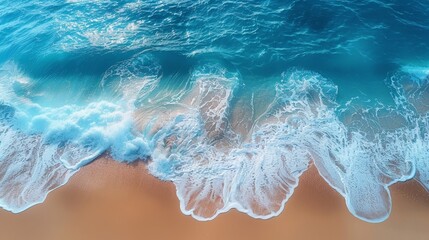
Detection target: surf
<box><xmin>0</xmin><ymin>0</ymin><xmax>429</xmax><ymax>224</ymax></box>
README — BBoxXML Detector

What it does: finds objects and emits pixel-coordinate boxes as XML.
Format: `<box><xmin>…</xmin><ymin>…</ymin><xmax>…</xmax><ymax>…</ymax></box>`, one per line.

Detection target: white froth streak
<box><xmin>1</xmin><ymin>60</ymin><xmax>429</xmax><ymax>224</ymax></box>
<box><xmin>147</xmin><ymin>68</ymin><xmax>429</xmax><ymax>224</ymax></box>
<box><xmin>0</xmin><ymin>61</ymin><xmax>152</xmax><ymax>212</ymax></box>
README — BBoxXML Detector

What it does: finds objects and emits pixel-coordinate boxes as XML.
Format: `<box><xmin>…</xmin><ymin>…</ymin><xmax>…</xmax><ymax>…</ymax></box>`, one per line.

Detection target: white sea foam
<box><xmin>1</xmin><ymin>0</ymin><xmax>429</xmax><ymax>226</ymax></box>
<box><xmin>0</xmin><ymin>62</ymin><xmax>149</xmax><ymax>212</ymax></box>
<box><xmin>146</xmin><ymin>67</ymin><xmax>429</xmax><ymax>223</ymax></box>
<box><xmin>0</xmin><ymin>60</ymin><xmax>428</xmax><ymax>223</ymax></box>
<box><xmin>148</xmin><ymin>69</ymin><xmax>329</xmax><ymax>220</ymax></box>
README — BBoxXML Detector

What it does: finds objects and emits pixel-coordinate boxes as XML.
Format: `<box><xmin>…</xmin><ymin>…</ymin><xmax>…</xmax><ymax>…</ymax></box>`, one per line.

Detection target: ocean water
<box><xmin>0</xmin><ymin>0</ymin><xmax>429</xmax><ymax>223</ymax></box>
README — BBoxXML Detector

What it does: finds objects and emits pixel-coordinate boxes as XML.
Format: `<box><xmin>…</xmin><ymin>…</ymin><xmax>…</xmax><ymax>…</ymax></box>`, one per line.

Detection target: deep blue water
<box><xmin>0</xmin><ymin>0</ymin><xmax>429</xmax><ymax>223</ymax></box>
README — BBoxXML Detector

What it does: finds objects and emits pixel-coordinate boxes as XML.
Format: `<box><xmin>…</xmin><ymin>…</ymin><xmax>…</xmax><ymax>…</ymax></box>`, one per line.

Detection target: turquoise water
<box><xmin>0</xmin><ymin>0</ymin><xmax>429</xmax><ymax>223</ymax></box>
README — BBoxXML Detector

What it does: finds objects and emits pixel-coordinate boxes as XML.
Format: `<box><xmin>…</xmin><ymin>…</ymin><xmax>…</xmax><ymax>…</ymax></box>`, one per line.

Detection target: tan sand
<box><xmin>0</xmin><ymin>158</ymin><xmax>428</xmax><ymax>240</ymax></box>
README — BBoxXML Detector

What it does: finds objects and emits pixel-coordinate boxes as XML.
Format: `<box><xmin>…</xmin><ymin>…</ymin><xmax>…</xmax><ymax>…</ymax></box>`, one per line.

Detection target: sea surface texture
<box><xmin>1</xmin><ymin>0</ymin><xmax>429</xmax><ymax>223</ymax></box>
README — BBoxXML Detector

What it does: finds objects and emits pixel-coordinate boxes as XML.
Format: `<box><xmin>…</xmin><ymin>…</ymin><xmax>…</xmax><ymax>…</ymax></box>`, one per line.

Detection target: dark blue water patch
<box><xmin>286</xmin><ymin>0</ymin><xmax>336</xmax><ymax>32</ymax></box>
<box><xmin>16</xmin><ymin>51</ymin><xmax>135</xmax><ymax>79</ymax></box>
<box><xmin>1</xmin><ymin>0</ymin><xmax>428</xmax><ymax>83</ymax></box>
<box><xmin>156</xmin><ymin>51</ymin><xmax>194</xmax><ymax>77</ymax></box>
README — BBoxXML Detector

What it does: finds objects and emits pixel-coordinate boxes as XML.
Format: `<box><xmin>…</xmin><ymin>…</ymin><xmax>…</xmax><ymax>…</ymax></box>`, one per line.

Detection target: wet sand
<box><xmin>0</xmin><ymin>158</ymin><xmax>428</xmax><ymax>240</ymax></box>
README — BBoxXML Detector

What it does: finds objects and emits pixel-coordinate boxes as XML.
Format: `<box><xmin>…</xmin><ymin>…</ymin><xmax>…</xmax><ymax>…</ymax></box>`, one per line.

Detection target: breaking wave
<box><xmin>0</xmin><ymin>0</ymin><xmax>429</xmax><ymax>223</ymax></box>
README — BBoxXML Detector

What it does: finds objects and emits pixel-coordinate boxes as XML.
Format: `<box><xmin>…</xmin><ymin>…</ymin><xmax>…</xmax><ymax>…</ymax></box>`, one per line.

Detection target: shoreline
<box><xmin>0</xmin><ymin>158</ymin><xmax>428</xmax><ymax>240</ymax></box>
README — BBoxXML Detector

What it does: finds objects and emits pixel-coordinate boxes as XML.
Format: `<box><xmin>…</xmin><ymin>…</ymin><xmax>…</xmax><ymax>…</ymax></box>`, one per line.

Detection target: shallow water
<box><xmin>0</xmin><ymin>0</ymin><xmax>429</xmax><ymax>223</ymax></box>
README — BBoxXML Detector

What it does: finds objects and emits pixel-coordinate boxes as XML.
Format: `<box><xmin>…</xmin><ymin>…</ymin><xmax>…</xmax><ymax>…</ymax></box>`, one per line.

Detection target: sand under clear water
<box><xmin>0</xmin><ymin>158</ymin><xmax>427</xmax><ymax>240</ymax></box>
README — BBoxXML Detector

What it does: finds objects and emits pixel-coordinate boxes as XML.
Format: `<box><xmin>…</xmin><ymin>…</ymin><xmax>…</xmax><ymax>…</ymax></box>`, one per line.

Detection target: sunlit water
<box><xmin>1</xmin><ymin>0</ymin><xmax>429</xmax><ymax>223</ymax></box>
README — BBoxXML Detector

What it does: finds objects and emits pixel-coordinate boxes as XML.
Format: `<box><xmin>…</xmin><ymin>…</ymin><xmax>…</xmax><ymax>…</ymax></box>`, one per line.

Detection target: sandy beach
<box><xmin>0</xmin><ymin>158</ymin><xmax>428</xmax><ymax>240</ymax></box>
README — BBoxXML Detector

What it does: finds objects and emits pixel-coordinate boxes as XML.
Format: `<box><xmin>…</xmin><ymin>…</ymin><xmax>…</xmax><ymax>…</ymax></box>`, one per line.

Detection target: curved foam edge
<box><xmin>148</xmin><ymin>69</ymin><xmax>327</xmax><ymax>220</ymax></box>
<box><xmin>0</xmin><ymin>62</ymin><xmax>150</xmax><ymax>212</ymax></box>
<box><xmin>1</xmin><ymin>60</ymin><xmax>429</xmax><ymax>224</ymax></box>
<box><xmin>147</xmin><ymin>68</ymin><xmax>429</xmax><ymax>223</ymax></box>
